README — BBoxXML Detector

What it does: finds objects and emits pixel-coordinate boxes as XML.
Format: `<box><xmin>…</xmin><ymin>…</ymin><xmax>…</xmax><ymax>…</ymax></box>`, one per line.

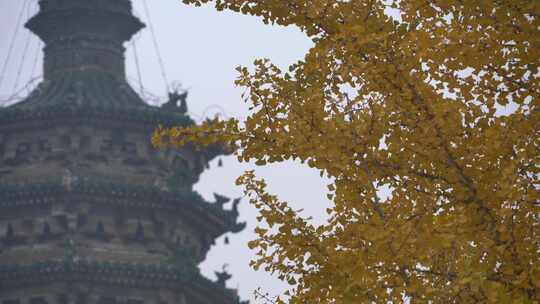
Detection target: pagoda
<box><xmin>0</xmin><ymin>0</ymin><xmax>246</xmax><ymax>303</ymax></box>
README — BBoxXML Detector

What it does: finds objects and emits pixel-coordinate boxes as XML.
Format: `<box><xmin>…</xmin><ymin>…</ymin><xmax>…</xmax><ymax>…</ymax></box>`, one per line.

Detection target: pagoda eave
<box><xmin>0</xmin><ymin>181</ymin><xmax>243</xmax><ymax>238</ymax></box>
<box><xmin>0</xmin><ymin>260</ymin><xmax>240</xmax><ymax>304</ymax></box>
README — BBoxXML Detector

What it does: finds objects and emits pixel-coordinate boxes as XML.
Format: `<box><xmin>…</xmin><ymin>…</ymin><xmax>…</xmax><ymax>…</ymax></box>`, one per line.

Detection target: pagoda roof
<box><xmin>0</xmin><ymin>178</ymin><xmax>246</xmax><ymax>238</ymax></box>
<box><xmin>0</xmin><ymin>259</ymin><xmax>241</xmax><ymax>303</ymax></box>
<box><xmin>0</xmin><ymin>69</ymin><xmax>193</xmax><ymax>127</ymax></box>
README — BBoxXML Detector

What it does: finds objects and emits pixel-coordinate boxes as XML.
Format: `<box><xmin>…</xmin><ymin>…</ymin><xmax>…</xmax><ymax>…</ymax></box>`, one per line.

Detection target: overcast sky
<box><xmin>0</xmin><ymin>0</ymin><xmax>330</xmax><ymax>301</ymax></box>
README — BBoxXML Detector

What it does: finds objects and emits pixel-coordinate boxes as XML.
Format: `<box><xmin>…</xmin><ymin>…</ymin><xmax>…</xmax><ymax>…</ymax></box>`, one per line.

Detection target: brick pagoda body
<box><xmin>0</xmin><ymin>1</ymin><xmax>245</xmax><ymax>303</ymax></box>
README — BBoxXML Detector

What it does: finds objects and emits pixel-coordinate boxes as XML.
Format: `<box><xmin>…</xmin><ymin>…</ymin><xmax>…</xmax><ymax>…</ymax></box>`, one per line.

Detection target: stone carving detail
<box><xmin>162</xmin><ymin>90</ymin><xmax>188</xmax><ymax>114</ymax></box>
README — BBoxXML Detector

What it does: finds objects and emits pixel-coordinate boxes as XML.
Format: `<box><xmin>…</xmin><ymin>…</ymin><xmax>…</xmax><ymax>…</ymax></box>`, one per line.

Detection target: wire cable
<box><xmin>30</xmin><ymin>40</ymin><xmax>41</xmax><ymax>80</ymax></box>
<box><xmin>131</xmin><ymin>35</ymin><xmax>145</xmax><ymax>94</ymax></box>
<box><xmin>0</xmin><ymin>75</ymin><xmax>41</xmax><ymax>106</ymax></box>
<box><xmin>202</xmin><ymin>104</ymin><xmax>230</xmax><ymax>120</ymax></box>
<box><xmin>29</xmin><ymin>0</ymin><xmax>41</xmax><ymax>82</ymax></box>
<box><xmin>12</xmin><ymin>26</ymin><xmax>33</xmax><ymax>93</ymax></box>
<box><xmin>141</xmin><ymin>0</ymin><xmax>170</xmax><ymax>94</ymax></box>
<box><xmin>0</xmin><ymin>0</ymin><xmax>29</xmax><ymax>90</ymax></box>
<box><xmin>12</xmin><ymin>0</ymin><xmax>38</xmax><ymax>93</ymax></box>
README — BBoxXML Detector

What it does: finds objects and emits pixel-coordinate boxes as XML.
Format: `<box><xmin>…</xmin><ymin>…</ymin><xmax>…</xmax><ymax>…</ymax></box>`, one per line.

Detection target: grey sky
<box><xmin>0</xmin><ymin>0</ymin><xmax>330</xmax><ymax>301</ymax></box>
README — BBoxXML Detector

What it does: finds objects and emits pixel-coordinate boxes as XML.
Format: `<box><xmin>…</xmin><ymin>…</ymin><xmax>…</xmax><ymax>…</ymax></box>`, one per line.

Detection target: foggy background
<box><xmin>0</xmin><ymin>0</ymin><xmax>331</xmax><ymax>301</ymax></box>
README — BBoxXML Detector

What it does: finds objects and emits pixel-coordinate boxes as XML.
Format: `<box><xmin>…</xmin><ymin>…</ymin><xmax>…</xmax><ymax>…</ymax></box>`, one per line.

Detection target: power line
<box><xmin>0</xmin><ymin>75</ymin><xmax>41</xmax><ymax>106</ymax></box>
<box><xmin>202</xmin><ymin>104</ymin><xmax>229</xmax><ymax>120</ymax></box>
<box><xmin>30</xmin><ymin>40</ymin><xmax>41</xmax><ymax>79</ymax></box>
<box><xmin>29</xmin><ymin>0</ymin><xmax>41</xmax><ymax>81</ymax></box>
<box><xmin>131</xmin><ymin>34</ymin><xmax>145</xmax><ymax>94</ymax></box>
<box><xmin>0</xmin><ymin>0</ymin><xmax>29</xmax><ymax>90</ymax></box>
<box><xmin>126</xmin><ymin>75</ymin><xmax>163</xmax><ymax>106</ymax></box>
<box><xmin>141</xmin><ymin>0</ymin><xmax>170</xmax><ymax>94</ymax></box>
<box><xmin>12</xmin><ymin>25</ymin><xmax>33</xmax><ymax>93</ymax></box>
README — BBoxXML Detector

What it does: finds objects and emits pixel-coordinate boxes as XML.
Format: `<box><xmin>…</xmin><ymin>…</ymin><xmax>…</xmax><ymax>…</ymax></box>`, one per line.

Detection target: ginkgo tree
<box><xmin>154</xmin><ymin>0</ymin><xmax>540</xmax><ymax>302</ymax></box>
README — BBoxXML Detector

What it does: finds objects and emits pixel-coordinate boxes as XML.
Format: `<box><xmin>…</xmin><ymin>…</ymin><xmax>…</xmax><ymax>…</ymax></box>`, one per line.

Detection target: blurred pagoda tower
<box><xmin>0</xmin><ymin>1</ymin><xmax>246</xmax><ymax>303</ymax></box>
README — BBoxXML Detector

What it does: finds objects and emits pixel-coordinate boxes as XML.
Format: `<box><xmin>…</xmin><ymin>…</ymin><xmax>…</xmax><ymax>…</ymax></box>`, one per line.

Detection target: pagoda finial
<box><xmin>25</xmin><ymin>0</ymin><xmax>145</xmax><ymax>79</ymax></box>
